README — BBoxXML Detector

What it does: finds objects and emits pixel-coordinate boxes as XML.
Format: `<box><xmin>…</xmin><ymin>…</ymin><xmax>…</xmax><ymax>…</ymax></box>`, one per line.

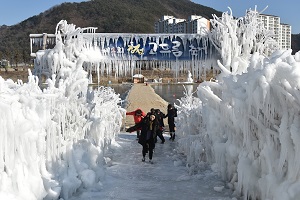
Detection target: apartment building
<box><xmin>154</xmin><ymin>15</ymin><xmax>182</xmax><ymax>33</ymax></box>
<box><xmin>154</xmin><ymin>15</ymin><xmax>210</xmax><ymax>34</ymax></box>
<box><xmin>258</xmin><ymin>14</ymin><xmax>291</xmax><ymax>50</ymax></box>
<box><xmin>280</xmin><ymin>23</ymin><xmax>292</xmax><ymax>49</ymax></box>
<box><xmin>186</xmin><ymin>15</ymin><xmax>210</xmax><ymax>34</ymax></box>
<box><xmin>154</xmin><ymin>13</ymin><xmax>291</xmax><ymax>52</ymax></box>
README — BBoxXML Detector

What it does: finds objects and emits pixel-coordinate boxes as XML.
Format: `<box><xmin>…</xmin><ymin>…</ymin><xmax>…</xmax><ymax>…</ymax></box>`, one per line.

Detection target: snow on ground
<box><xmin>70</xmin><ymin>132</ymin><xmax>236</xmax><ymax>200</ymax></box>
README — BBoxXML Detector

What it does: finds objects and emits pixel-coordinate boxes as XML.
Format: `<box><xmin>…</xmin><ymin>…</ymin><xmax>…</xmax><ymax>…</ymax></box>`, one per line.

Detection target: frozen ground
<box><xmin>70</xmin><ymin>132</ymin><xmax>236</xmax><ymax>200</ymax></box>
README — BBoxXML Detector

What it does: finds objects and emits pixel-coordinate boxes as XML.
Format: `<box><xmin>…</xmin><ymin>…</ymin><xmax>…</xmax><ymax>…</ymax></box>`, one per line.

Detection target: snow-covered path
<box><xmin>70</xmin><ymin>132</ymin><xmax>235</xmax><ymax>200</ymax></box>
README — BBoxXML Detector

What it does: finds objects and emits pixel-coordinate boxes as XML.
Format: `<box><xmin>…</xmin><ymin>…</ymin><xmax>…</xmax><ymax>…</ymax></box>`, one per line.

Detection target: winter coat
<box><xmin>127</xmin><ymin>115</ymin><xmax>158</xmax><ymax>146</ymax></box>
<box><xmin>164</xmin><ymin>108</ymin><xmax>177</xmax><ymax>125</ymax></box>
<box><xmin>126</xmin><ymin>108</ymin><xmax>146</xmax><ymax>124</ymax></box>
<box><xmin>155</xmin><ymin>111</ymin><xmax>165</xmax><ymax>128</ymax></box>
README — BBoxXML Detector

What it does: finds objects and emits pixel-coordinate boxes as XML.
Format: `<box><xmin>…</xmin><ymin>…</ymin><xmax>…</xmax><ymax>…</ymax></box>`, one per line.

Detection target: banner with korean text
<box><xmin>99</xmin><ymin>35</ymin><xmax>213</xmax><ymax>61</ymax></box>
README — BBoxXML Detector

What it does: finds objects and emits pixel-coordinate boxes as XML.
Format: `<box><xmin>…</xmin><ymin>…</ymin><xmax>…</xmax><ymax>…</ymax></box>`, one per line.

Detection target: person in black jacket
<box><xmin>155</xmin><ymin>109</ymin><xmax>165</xmax><ymax>144</ymax></box>
<box><xmin>126</xmin><ymin>113</ymin><xmax>158</xmax><ymax>163</ymax></box>
<box><xmin>164</xmin><ymin>104</ymin><xmax>177</xmax><ymax>141</ymax></box>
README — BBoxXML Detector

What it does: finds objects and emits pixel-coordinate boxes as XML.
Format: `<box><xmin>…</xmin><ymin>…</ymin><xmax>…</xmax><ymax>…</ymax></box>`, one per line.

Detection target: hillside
<box><xmin>292</xmin><ymin>34</ymin><xmax>300</xmax><ymax>54</ymax></box>
<box><xmin>0</xmin><ymin>0</ymin><xmax>222</xmax><ymax>67</ymax></box>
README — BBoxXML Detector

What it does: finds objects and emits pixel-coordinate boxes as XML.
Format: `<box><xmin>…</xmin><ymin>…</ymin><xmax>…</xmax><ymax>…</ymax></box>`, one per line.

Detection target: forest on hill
<box><xmin>292</xmin><ymin>34</ymin><xmax>300</xmax><ymax>53</ymax></box>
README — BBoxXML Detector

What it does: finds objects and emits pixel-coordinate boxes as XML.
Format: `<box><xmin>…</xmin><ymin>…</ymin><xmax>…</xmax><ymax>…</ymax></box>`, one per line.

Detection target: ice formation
<box><xmin>0</xmin><ymin>20</ymin><xmax>124</xmax><ymax>199</ymax></box>
<box><xmin>30</xmin><ymin>22</ymin><xmax>220</xmax><ymax>82</ymax></box>
<box><xmin>187</xmin><ymin>71</ymin><xmax>194</xmax><ymax>83</ymax></box>
<box><xmin>209</xmin><ymin>7</ymin><xmax>278</xmax><ymax>75</ymax></box>
<box><xmin>0</xmin><ymin>5</ymin><xmax>298</xmax><ymax>199</ymax></box>
<box><xmin>176</xmin><ymin>8</ymin><xmax>300</xmax><ymax>200</ymax></box>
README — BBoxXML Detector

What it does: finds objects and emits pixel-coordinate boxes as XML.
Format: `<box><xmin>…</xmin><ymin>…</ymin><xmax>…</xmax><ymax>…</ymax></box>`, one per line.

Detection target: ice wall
<box><xmin>0</xmin><ymin>20</ymin><xmax>124</xmax><ymax>199</ymax></box>
<box><xmin>176</xmin><ymin>7</ymin><xmax>300</xmax><ymax>200</ymax></box>
<box><xmin>178</xmin><ymin>50</ymin><xmax>300</xmax><ymax>200</ymax></box>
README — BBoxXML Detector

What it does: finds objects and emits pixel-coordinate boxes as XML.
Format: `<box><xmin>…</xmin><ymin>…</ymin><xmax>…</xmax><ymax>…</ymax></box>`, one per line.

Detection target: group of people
<box><xmin>126</xmin><ymin>104</ymin><xmax>177</xmax><ymax>163</ymax></box>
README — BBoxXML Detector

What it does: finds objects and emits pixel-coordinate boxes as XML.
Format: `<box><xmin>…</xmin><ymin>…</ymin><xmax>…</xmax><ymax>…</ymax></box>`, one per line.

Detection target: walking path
<box><xmin>70</xmin><ymin>83</ymin><xmax>236</xmax><ymax>200</ymax></box>
<box><xmin>124</xmin><ymin>83</ymin><xmax>169</xmax><ymax>127</ymax></box>
<box><xmin>70</xmin><ymin>133</ymin><xmax>235</xmax><ymax>200</ymax></box>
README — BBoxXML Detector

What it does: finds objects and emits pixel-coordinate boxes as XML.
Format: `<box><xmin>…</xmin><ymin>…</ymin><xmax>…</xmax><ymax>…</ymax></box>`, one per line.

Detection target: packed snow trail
<box><xmin>70</xmin><ymin>132</ymin><xmax>235</xmax><ymax>200</ymax></box>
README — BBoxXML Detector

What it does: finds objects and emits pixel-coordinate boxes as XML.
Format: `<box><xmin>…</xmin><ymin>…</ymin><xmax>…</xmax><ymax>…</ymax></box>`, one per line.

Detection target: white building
<box><xmin>257</xmin><ymin>14</ymin><xmax>291</xmax><ymax>50</ymax></box>
<box><xmin>280</xmin><ymin>23</ymin><xmax>292</xmax><ymax>49</ymax></box>
<box><xmin>154</xmin><ymin>15</ymin><xmax>210</xmax><ymax>35</ymax></box>
<box><xmin>186</xmin><ymin>15</ymin><xmax>210</xmax><ymax>34</ymax></box>
<box><xmin>154</xmin><ymin>16</ymin><xmax>183</xmax><ymax>33</ymax></box>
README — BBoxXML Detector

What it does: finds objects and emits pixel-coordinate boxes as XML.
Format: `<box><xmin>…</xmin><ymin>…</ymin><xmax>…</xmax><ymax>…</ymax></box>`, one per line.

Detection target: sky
<box><xmin>0</xmin><ymin>0</ymin><xmax>299</xmax><ymax>34</ymax></box>
<box><xmin>192</xmin><ymin>0</ymin><xmax>300</xmax><ymax>34</ymax></box>
<box><xmin>0</xmin><ymin>0</ymin><xmax>86</xmax><ymax>26</ymax></box>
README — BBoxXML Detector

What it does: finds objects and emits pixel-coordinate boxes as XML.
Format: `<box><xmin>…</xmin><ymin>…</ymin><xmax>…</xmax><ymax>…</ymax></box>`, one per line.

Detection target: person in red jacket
<box><xmin>126</xmin><ymin>108</ymin><xmax>146</xmax><ymax>139</ymax></box>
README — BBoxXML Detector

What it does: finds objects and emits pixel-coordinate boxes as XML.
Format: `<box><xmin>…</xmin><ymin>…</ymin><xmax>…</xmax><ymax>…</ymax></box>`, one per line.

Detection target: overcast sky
<box><xmin>0</xmin><ymin>0</ymin><xmax>299</xmax><ymax>34</ymax></box>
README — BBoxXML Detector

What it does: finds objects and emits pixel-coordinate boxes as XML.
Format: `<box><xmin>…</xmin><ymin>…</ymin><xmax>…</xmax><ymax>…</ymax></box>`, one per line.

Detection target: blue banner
<box><xmin>101</xmin><ymin>36</ymin><xmax>211</xmax><ymax>60</ymax></box>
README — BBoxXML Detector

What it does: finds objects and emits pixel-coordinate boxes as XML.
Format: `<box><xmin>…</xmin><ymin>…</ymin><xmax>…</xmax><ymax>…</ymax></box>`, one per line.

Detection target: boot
<box><xmin>169</xmin><ymin>133</ymin><xmax>173</xmax><ymax>140</ymax></box>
